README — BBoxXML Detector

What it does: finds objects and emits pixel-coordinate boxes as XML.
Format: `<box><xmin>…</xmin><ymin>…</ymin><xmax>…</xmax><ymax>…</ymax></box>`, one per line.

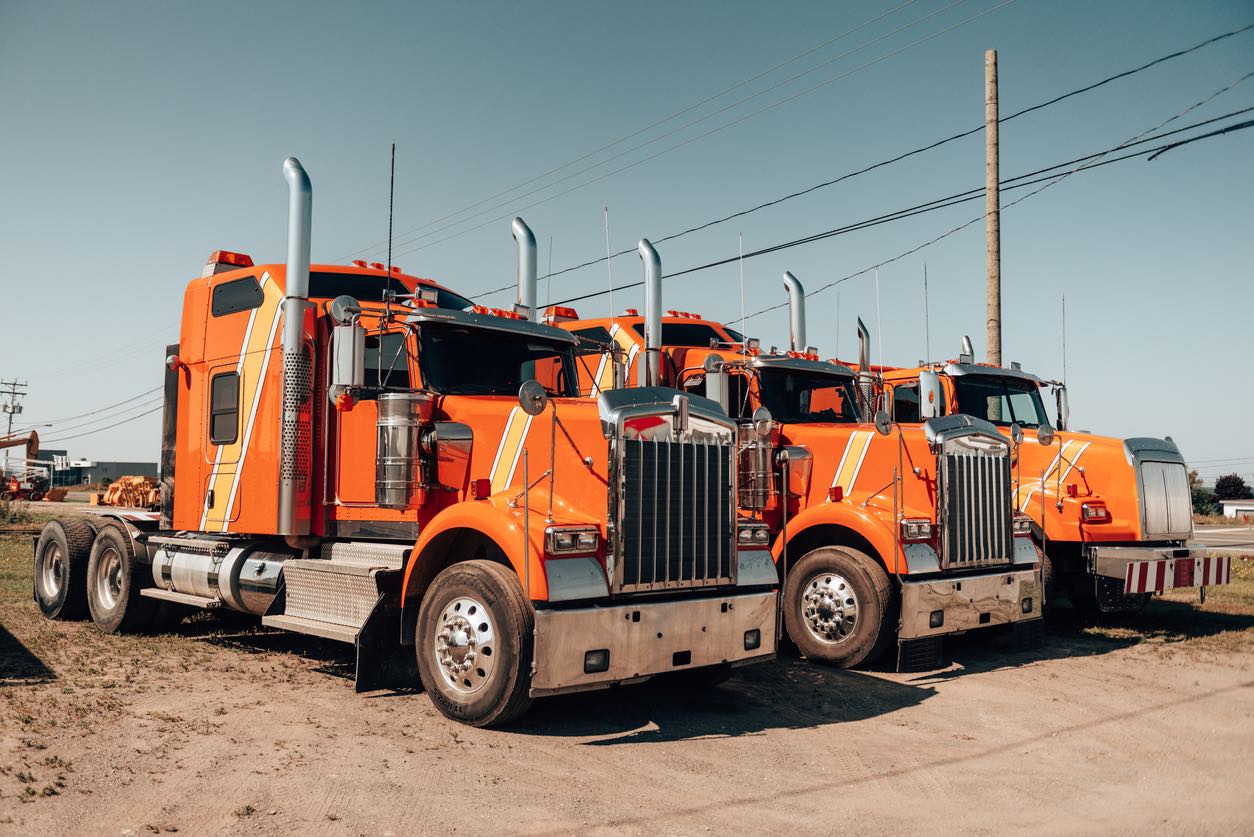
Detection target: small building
<box><xmin>78</xmin><ymin>460</ymin><xmax>159</xmax><ymax>485</ymax></box>
<box><xmin>1219</xmin><ymin>498</ymin><xmax>1254</xmax><ymax>520</ymax></box>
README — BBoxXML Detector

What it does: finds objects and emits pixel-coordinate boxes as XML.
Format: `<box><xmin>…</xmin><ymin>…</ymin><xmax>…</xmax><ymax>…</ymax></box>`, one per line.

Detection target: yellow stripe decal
<box><xmin>490</xmin><ymin>407</ymin><xmax>534</xmax><ymax>493</ymax></box>
<box><xmin>201</xmin><ymin>273</ymin><xmax>284</xmax><ymax>531</ymax></box>
<box><xmin>831</xmin><ymin>431</ymin><xmax>872</xmax><ymax>494</ymax></box>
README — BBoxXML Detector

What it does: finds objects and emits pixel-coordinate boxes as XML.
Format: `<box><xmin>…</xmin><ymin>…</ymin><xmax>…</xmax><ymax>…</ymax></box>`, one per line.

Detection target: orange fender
<box><xmin>770</xmin><ymin>500</ymin><xmax>905</xmax><ymax>575</ymax></box>
<box><xmin>401</xmin><ymin>497</ymin><xmax>547</xmax><ymax>604</ymax></box>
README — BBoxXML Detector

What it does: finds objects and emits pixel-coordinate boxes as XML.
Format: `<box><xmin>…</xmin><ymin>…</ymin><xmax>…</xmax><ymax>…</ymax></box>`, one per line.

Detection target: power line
<box><xmin>465</xmin><ymin>20</ymin><xmax>1254</xmax><ymax>301</ymax></box>
<box><xmin>40</xmin><ymin>405</ymin><xmax>163</xmax><ymax>445</ymax></box>
<box><xmin>9</xmin><ymin>385</ymin><xmax>163</xmax><ymax>433</ymax></box>
<box><xmin>380</xmin><ymin>0</ymin><xmax>1018</xmax><ymax>262</ymax></box>
<box><xmin>545</xmin><ymin>110</ymin><xmax>1254</xmax><ymax>312</ymax></box>
<box><xmin>339</xmin><ymin>0</ymin><xmax>928</xmax><ymax>261</ymax></box>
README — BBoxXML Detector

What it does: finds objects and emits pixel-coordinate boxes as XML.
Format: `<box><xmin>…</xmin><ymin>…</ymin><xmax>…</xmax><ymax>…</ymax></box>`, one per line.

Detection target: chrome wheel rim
<box><xmin>433</xmin><ymin>596</ymin><xmax>497</xmax><ymax>696</ymax></box>
<box><xmin>40</xmin><ymin>543</ymin><xmax>63</xmax><ymax>600</ymax></box>
<box><xmin>95</xmin><ymin>546</ymin><xmax>124</xmax><ymax>611</ymax></box>
<box><xmin>801</xmin><ymin>571</ymin><xmax>859</xmax><ymax>644</ymax></box>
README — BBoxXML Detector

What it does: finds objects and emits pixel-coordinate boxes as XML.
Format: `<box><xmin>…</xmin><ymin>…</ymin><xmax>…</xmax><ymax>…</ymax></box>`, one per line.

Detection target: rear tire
<box><xmin>784</xmin><ymin>546</ymin><xmax>895</xmax><ymax>668</ymax></box>
<box><xmin>33</xmin><ymin>518</ymin><xmax>94</xmax><ymax>620</ymax></box>
<box><xmin>28</xmin><ymin>491</ymin><xmax>43</xmax><ymax>502</ymax></box>
<box><xmin>86</xmin><ymin>525</ymin><xmax>157</xmax><ymax>634</ymax></box>
<box><xmin>415</xmin><ymin>561</ymin><xmax>534</xmax><ymax>727</ymax></box>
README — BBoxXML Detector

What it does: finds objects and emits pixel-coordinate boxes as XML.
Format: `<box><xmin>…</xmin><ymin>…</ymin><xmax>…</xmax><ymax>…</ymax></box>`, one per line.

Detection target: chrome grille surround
<box><xmin>926</xmin><ymin>415</ymin><xmax>1014</xmax><ymax>570</ymax></box>
<box><xmin>600</xmin><ymin>388</ymin><xmax>738</xmax><ymax>594</ymax></box>
<box><xmin>1124</xmin><ymin>437</ymin><xmax>1192</xmax><ymax>540</ymax></box>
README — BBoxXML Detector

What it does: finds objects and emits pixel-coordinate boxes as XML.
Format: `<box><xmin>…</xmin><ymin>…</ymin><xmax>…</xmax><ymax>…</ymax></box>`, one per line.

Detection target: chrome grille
<box><xmin>619</xmin><ymin>438</ymin><xmax>733</xmax><ymax>592</ymax></box>
<box><xmin>938</xmin><ymin>442</ymin><xmax>1012</xmax><ymax>569</ymax></box>
<box><xmin>1138</xmin><ymin>460</ymin><xmax>1191</xmax><ymax>538</ymax></box>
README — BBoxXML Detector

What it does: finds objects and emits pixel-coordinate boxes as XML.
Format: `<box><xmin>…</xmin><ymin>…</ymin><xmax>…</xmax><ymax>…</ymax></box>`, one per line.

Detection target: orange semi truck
<box><xmin>32</xmin><ymin>158</ymin><xmax>777</xmax><ymax>726</ymax></box>
<box><xmin>880</xmin><ymin>343</ymin><xmax>1229</xmax><ymax>616</ymax></box>
<box><xmin>555</xmin><ymin>256</ymin><xmax>1043</xmax><ymax>670</ymax></box>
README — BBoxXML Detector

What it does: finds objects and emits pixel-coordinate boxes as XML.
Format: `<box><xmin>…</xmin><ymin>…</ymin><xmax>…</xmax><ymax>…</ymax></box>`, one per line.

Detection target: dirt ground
<box><xmin>1</xmin><ymin>519</ymin><xmax>1252</xmax><ymax>836</ymax></box>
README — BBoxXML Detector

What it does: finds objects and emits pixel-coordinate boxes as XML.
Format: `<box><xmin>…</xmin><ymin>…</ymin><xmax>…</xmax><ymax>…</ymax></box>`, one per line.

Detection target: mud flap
<box><xmin>355</xmin><ymin>569</ymin><xmax>419</xmax><ymax>693</ymax></box>
<box><xmin>897</xmin><ymin>636</ymin><xmax>945</xmax><ymax>672</ymax></box>
<box><xmin>1009</xmin><ymin>617</ymin><xmax>1045</xmax><ymax>652</ymax></box>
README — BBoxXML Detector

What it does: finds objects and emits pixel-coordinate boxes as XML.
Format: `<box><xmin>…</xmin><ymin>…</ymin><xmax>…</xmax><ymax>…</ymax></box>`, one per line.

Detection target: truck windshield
<box><xmin>417</xmin><ymin>324</ymin><xmax>578</xmax><ymax>397</ymax></box>
<box><xmin>757</xmin><ymin>368</ymin><xmax>861</xmax><ymax>424</ymax></box>
<box><xmin>952</xmin><ymin>375</ymin><xmax>1048</xmax><ymax>427</ymax></box>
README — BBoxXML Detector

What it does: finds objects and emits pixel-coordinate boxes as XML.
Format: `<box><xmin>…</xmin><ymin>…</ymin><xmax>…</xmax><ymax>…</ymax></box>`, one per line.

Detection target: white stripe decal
<box><xmin>488</xmin><ymin>407</ymin><xmax>521</xmax><ymax>479</ymax></box>
<box><xmin>504</xmin><ymin>414</ymin><xmax>535</xmax><ymax>489</ymax></box>
<box><xmin>831</xmin><ymin>434</ymin><xmax>856</xmax><ymax>488</ymax></box>
<box><xmin>219</xmin><ymin>299</ymin><xmax>284</xmax><ymax>531</ymax></box>
<box><xmin>200</xmin><ymin>275</ymin><xmax>268</xmax><ymax>528</ymax></box>
<box><xmin>848</xmin><ymin>432</ymin><xmax>873</xmax><ymax>492</ymax></box>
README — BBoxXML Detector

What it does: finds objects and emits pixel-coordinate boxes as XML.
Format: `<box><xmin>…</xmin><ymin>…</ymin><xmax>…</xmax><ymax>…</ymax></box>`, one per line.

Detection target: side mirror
<box><xmin>1037</xmin><ymin>422</ymin><xmax>1055</xmax><ymax>447</ymax></box>
<box><xmin>1010</xmin><ymin>422</ymin><xmax>1024</xmax><ymax>445</ymax></box>
<box><xmin>329</xmin><ymin>323</ymin><xmax>365</xmax><ymax>401</ymax></box>
<box><xmin>1055</xmin><ymin>386</ymin><xmax>1070</xmax><ymax>431</ymax></box>
<box><xmin>919</xmin><ymin>371</ymin><xmax>942</xmax><ymax>419</ymax></box>
<box><xmin>751</xmin><ymin>406</ymin><xmax>773</xmax><ymax>438</ymax></box>
<box><xmin>518</xmin><ymin>380</ymin><xmax>548</xmax><ymax>416</ymax></box>
<box><xmin>873</xmin><ymin>409</ymin><xmax>892</xmax><ymax>436</ymax></box>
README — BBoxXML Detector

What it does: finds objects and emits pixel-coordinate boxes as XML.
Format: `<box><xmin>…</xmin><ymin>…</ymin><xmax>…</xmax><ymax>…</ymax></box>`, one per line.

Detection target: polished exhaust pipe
<box><xmin>278</xmin><ymin>157</ymin><xmax>313</xmax><ymax>537</ymax></box>
<box><xmin>512</xmin><ymin>217</ymin><xmax>537</xmax><ymax>322</ymax></box>
<box><xmin>960</xmin><ymin>335</ymin><xmax>974</xmax><ymax>364</ymax></box>
<box><xmin>783</xmin><ymin>271</ymin><xmax>806</xmax><ymax>352</ymax></box>
<box><xmin>639</xmin><ymin>239</ymin><xmax>662</xmax><ymax>386</ymax></box>
<box><xmin>857</xmin><ymin>317</ymin><xmax>873</xmax><ymax>418</ymax></box>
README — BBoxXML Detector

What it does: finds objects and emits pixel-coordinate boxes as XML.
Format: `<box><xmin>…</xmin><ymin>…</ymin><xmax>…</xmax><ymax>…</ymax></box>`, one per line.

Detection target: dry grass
<box><xmin>1080</xmin><ymin>554</ymin><xmax>1254</xmax><ymax>654</ymax></box>
<box><xmin>1193</xmin><ymin>512</ymin><xmax>1249</xmax><ymax>526</ymax></box>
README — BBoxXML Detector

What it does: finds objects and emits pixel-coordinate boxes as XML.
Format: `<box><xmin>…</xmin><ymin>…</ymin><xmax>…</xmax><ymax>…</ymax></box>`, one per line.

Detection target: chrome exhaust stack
<box><xmin>512</xmin><ymin>217</ymin><xmax>537</xmax><ymax>322</ymax></box>
<box><xmin>639</xmin><ymin>239</ymin><xmax>662</xmax><ymax>386</ymax></box>
<box><xmin>857</xmin><ymin>317</ymin><xmax>874</xmax><ymax>419</ymax></box>
<box><xmin>960</xmin><ymin>335</ymin><xmax>975</xmax><ymax>364</ymax></box>
<box><xmin>278</xmin><ymin>157</ymin><xmax>313</xmax><ymax>537</ymax></box>
<box><xmin>783</xmin><ymin>271</ymin><xmax>806</xmax><ymax>352</ymax></box>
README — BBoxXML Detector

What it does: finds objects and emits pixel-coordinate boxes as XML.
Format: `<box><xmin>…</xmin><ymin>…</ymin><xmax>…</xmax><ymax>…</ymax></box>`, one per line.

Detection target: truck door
<box><xmin>334</xmin><ymin>330</ymin><xmax>413</xmax><ymax>505</ymax></box>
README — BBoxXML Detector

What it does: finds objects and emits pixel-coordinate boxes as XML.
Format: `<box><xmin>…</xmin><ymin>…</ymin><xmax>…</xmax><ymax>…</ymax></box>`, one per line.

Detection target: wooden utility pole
<box><xmin>985</xmin><ymin>48</ymin><xmax>1001</xmax><ymax>367</ymax></box>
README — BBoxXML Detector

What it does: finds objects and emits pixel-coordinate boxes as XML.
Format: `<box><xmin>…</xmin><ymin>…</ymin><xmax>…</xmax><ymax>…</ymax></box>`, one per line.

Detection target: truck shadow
<box><xmin>906</xmin><ymin>597</ymin><xmax>1254</xmax><ymax>682</ymax></box>
<box><xmin>0</xmin><ymin>622</ymin><xmax>56</xmax><ymax>685</ymax></box>
<box><xmin>509</xmin><ymin>658</ymin><xmax>935</xmax><ymax>743</ymax></box>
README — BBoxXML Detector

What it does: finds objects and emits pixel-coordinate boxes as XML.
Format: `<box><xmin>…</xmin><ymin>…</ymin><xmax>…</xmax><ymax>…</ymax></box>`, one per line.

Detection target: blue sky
<box><xmin>1</xmin><ymin>0</ymin><xmax>1251</xmax><ymax>483</ymax></box>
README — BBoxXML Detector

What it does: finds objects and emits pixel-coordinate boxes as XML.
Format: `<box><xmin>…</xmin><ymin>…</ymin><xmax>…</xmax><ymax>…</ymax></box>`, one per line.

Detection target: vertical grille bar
<box><xmin>940</xmin><ymin>440</ymin><xmax>1012</xmax><ymax>569</ymax></box>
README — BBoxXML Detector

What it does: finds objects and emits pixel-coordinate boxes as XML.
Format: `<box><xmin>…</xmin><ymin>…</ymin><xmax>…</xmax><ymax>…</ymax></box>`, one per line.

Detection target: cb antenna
<box><xmin>923</xmin><ymin>263</ymin><xmax>931</xmax><ymax>363</ymax></box>
<box><xmin>604</xmin><ymin>207</ymin><xmax>614</xmax><ymax>321</ymax></box>
<box><xmin>1061</xmin><ymin>291</ymin><xmax>1067</xmax><ymax>385</ymax></box>
<box><xmin>386</xmin><ymin>142</ymin><xmax>396</xmax><ymax>278</ymax></box>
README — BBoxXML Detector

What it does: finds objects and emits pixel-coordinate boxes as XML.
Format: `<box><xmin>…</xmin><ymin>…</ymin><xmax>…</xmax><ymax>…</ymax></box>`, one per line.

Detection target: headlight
<box><xmin>1012</xmin><ymin>514</ymin><xmax>1033</xmax><ymax>535</ymax></box>
<box><xmin>737</xmin><ymin>521</ymin><xmax>771</xmax><ymax>547</ymax></box>
<box><xmin>545</xmin><ymin>526</ymin><xmax>600</xmax><ymax>555</ymax></box>
<box><xmin>899</xmin><ymin>519</ymin><xmax>933</xmax><ymax>542</ymax></box>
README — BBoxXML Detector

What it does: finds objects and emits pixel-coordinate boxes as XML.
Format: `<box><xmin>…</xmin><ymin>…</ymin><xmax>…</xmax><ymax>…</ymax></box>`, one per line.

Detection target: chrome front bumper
<box><xmin>898</xmin><ymin>567</ymin><xmax>1041</xmax><ymax>640</ymax></box>
<box><xmin>530</xmin><ymin>590</ymin><xmax>777</xmax><ymax>697</ymax></box>
<box><xmin>1087</xmin><ymin>543</ymin><xmax>1229</xmax><ymax>593</ymax></box>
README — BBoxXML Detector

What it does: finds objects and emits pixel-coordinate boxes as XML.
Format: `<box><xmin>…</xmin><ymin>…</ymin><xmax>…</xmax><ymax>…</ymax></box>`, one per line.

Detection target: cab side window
<box><xmin>893</xmin><ymin>383</ymin><xmax>920</xmax><ymax>423</ymax></box>
<box><xmin>209</xmin><ymin>372</ymin><xmax>240</xmax><ymax>444</ymax></box>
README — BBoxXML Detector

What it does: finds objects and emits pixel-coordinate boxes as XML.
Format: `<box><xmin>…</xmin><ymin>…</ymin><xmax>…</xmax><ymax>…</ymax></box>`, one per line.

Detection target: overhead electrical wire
<box><xmin>543</xmin><ymin>108</ymin><xmax>1254</xmax><ymax>314</ymax></box>
<box><xmin>6</xmin><ymin>386</ymin><xmax>164</xmax><ymax>435</ymax></box>
<box><xmin>39</xmin><ymin>405</ymin><xmax>164</xmax><ymax>445</ymax></box>
<box><xmin>458</xmin><ymin>20</ymin><xmax>1254</xmax><ymax>301</ymax></box>
<box><xmin>383</xmin><ymin>0</ymin><xmax>1016</xmax><ymax>261</ymax></box>
<box><xmin>340</xmin><ymin>0</ymin><xmax>928</xmax><ymax>260</ymax></box>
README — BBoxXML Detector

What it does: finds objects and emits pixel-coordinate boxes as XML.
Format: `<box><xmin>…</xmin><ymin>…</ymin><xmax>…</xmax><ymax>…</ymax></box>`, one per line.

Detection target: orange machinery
<box><xmin>555</xmin><ymin>255</ymin><xmax>1043</xmax><ymax>671</ymax></box>
<box><xmin>33</xmin><ymin>159</ymin><xmax>776</xmax><ymax>727</ymax></box>
<box><xmin>880</xmin><ymin>343</ymin><xmax>1228</xmax><ymax>616</ymax></box>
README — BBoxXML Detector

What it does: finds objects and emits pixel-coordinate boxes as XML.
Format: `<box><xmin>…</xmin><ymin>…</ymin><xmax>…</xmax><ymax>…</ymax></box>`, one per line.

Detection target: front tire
<box><xmin>86</xmin><ymin>525</ymin><xmax>157</xmax><ymax>634</ymax></box>
<box><xmin>33</xmin><ymin>518</ymin><xmax>95</xmax><ymax>620</ymax></box>
<box><xmin>415</xmin><ymin>561</ymin><xmax>534</xmax><ymax>727</ymax></box>
<box><xmin>784</xmin><ymin>546</ymin><xmax>895</xmax><ymax>668</ymax></box>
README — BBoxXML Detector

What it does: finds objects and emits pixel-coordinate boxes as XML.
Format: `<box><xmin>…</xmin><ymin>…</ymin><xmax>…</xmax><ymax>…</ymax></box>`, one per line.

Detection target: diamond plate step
<box><xmin>319</xmin><ymin>541</ymin><xmax>409</xmax><ymax>570</ymax></box>
<box><xmin>262</xmin><ymin>613</ymin><xmax>359</xmax><ymax>644</ymax></box>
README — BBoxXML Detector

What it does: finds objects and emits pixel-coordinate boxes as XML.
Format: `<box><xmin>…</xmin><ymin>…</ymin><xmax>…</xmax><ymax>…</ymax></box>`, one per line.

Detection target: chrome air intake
<box><xmin>1125</xmin><ymin>438</ymin><xmax>1192</xmax><ymax>539</ymax></box>
<box><xmin>376</xmin><ymin>392</ymin><xmax>432</xmax><ymax>509</ymax></box>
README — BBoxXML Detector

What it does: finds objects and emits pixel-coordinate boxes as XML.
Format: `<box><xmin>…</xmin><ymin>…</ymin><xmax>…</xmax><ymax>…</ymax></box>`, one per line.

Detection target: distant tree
<box><xmin>1189</xmin><ymin>469</ymin><xmax>1217</xmax><ymax>515</ymax></box>
<box><xmin>1213</xmin><ymin>473</ymin><xmax>1254</xmax><ymax>501</ymax></box>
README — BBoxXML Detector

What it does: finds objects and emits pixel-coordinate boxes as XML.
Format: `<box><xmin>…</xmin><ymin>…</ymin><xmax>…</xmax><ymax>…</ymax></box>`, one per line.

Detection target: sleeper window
<box><xmin>209</xmin><ymin>373</ymin><xmax>239</xmax><ymax>445</ymax></box>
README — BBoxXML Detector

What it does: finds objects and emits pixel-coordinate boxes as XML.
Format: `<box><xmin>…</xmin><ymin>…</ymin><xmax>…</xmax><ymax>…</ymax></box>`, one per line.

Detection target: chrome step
<box><xmin>319</xmin><ymin>541</ymin><xmax>409</xmax><ymax>570</ymax></box>
<box><xmin>140</xmin><ymin>587</ymin><xmax>221</xmax><ymax>608</ymax></box>
<box><xmin>262</xmin><ymin>613</ymin><xmax>358</xmax><ymax>644</ymax></box>
<box><xmin>278</xmin><ymin>558</ymin><xmax>393</xmax><ymax>639</ymax></box>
